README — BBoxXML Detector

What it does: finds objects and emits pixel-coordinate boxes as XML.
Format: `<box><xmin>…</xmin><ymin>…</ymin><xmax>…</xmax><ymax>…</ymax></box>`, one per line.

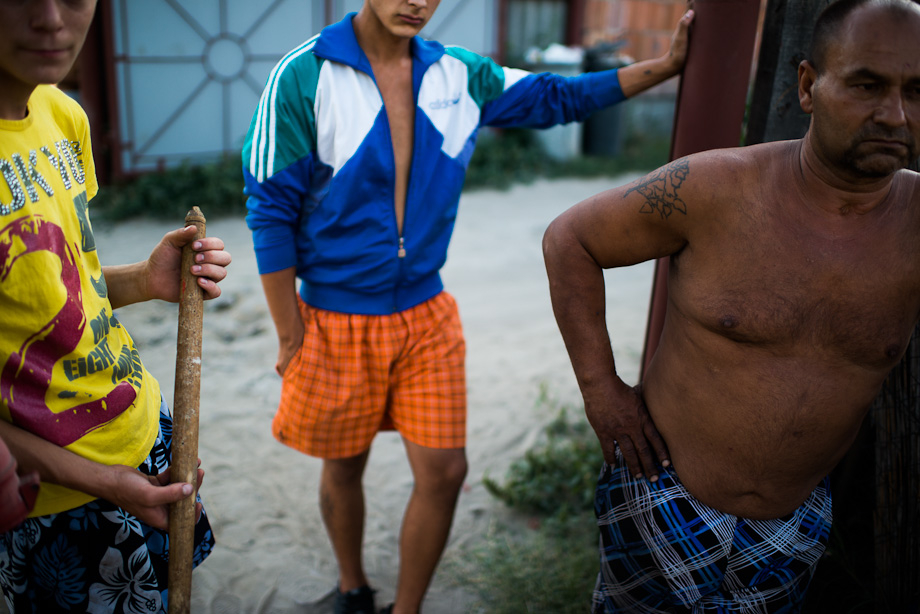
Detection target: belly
<box><xmin>642</xmin><ymin>345</ymin><xmax>879</xmax><ymax>519</ymax></box>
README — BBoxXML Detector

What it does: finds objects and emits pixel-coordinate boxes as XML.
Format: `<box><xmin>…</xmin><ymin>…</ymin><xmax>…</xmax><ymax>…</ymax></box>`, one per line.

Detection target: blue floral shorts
<box><xmin>0</xmin><ymin>398</ymin><xmax>214</xmax><ymax>613</ymax></box>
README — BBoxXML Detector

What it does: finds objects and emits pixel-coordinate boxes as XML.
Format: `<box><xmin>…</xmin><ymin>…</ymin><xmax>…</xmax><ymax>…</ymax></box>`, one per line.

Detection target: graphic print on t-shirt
<box><xmin>0</xmin><ymin>211</ymin><xmax>137</xmax><ymax>446</ymax></box>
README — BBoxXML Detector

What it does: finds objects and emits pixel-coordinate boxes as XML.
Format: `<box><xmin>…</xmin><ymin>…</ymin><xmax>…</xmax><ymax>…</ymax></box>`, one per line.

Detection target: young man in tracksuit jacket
<box><xmin>242</xmin><ymin>1</ymin><xmax>693</xmax><ymax>612</ymax></box>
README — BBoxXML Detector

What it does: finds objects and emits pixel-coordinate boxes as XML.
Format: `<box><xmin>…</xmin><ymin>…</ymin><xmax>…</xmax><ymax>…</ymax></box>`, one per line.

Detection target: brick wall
<box><xmin>581</xmin><ymin>0</ymin><xmax>688</xmax><ymax>61</ymax></box>
<box><xmin>578</xmin><ymin>0</ymin><xmax>766</xmax><ymax>96</ymax></box>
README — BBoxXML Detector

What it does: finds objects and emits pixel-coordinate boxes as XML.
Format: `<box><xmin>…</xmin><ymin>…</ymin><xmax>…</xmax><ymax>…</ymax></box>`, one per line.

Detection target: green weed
<box><xmin>464</xmin><ymin>128</ymin><xmax>670</xmax><ymax>191</ymax></box>
<box><xmin>90</xmin><ymin>130</ymin><xmax>667</xmax><ymax>221</ymax></box>
<box><xmin>453</xmin><ymin>386</ymin><xmax>602</xmax><ymax>613</ymax></box>
<box><xmin>482</xmin><ymin>387</ymin><xmax>602</xmax><ymax>523</ymax></box>
<box><xmin>91</xmin><ymin>155</ymin><xmax>246</xmax><ymax>222</ymax></box>
<box><xmin>453</xmin><ymin>517</ymin><xmax>598</xmax><ymax>614</ymax></box>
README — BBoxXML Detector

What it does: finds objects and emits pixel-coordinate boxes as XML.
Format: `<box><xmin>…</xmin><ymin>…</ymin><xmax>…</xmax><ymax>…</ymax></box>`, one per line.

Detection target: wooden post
<box><xmin>745</xmin><ymin>0</ymin><xmax>827</xmax><ymax>146</ymax></box>
<box><xmin>640</xmin><ymin>0</ymin><xmax>763</xmax><ymax>377</ymax></box>
<box><xmin>167</xmin><ymin>207</ymin><xmax>206</xmax><ymax>614</ymax></box>
<box><xmin>871</xmin><ymin>158</ymin><xmax>920</xmax><ymax>612</ymax></box>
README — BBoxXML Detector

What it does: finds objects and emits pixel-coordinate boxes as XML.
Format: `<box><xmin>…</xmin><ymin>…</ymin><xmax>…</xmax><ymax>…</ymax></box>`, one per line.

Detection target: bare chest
<box><xmin>372</xmin><ymin>63</ymin><xmax>415</xmax><ymax>167</ymax></box>
<box><xmin>368</xmin><ymin>59</ymin><xmax>415</xmax><ymax>229</ymax></box>
<box><xmin>673</xmin><ymin>212</ymin><xmax>920</xmax><ymax>368</ymax></box>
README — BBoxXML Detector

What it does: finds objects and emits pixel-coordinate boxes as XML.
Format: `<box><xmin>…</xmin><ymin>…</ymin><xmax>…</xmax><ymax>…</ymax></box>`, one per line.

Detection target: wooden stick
<box><xmin>168</xmin><ymin>207</ymin><xmax>206</xmax><ymax>614</ymax></box>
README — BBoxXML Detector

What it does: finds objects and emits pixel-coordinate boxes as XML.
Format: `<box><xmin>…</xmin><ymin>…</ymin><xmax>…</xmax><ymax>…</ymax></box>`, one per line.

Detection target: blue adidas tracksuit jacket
<box><xmin>243</xmin><ymin>13</ymin><xmax>626</xmax><ymax>315</ymax></box>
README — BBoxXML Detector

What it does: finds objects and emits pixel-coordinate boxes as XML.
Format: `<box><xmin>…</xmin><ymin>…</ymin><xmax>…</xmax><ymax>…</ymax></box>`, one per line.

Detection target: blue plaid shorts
<box><xmin>593</xmin><ymin>447</ymin><xmax>832</xmax><ymax>613</ymax></box>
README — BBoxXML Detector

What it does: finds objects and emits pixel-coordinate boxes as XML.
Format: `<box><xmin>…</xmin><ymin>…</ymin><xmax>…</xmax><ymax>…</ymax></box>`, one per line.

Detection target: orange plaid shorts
<box><xmin>273</xmin><ymin>291</ymin><xmax>467</xmax><ymax>459</ymax></box>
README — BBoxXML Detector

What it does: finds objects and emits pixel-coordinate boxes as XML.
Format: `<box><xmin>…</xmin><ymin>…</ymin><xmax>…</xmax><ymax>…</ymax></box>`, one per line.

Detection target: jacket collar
<box><xmin>313</xmin><ymin>13</ymin><xmax>445</xmax><ymax>79</ymax></box>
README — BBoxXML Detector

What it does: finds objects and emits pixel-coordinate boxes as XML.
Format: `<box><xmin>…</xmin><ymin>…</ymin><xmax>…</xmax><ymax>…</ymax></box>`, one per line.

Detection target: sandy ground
<box><xmin>90</xmin><ymin>175</ymin><xmax>654</xmax><ymax>613</ymax></box>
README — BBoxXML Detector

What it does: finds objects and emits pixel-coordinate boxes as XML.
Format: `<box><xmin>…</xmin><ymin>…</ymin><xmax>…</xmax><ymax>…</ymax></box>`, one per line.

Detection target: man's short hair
<box><xmin>810</xmin><ymin>0</ymin><xmax>920</xmax><ymax>73</ymax></box>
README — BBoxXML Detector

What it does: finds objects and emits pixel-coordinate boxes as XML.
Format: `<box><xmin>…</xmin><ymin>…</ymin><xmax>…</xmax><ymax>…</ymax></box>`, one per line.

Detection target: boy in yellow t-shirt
<box><xmin>0</xmin><ymin>1</ymin><xmax>232</xmax><ymax>611</ymax></box>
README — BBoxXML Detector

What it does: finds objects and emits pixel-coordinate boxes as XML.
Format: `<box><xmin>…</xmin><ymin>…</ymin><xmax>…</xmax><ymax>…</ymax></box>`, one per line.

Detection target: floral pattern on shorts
<box><xmin>0</xmin><ymin>399</ymin><xmax>214</xmax><ymax>613</ymax></box>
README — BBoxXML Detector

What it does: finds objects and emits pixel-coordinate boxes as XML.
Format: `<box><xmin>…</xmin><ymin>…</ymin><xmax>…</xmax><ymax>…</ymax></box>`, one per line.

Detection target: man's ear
<box><xmin>798</xmin><ymin>60</ymin><xmax>817</xmax><ymax>114</ymax></box>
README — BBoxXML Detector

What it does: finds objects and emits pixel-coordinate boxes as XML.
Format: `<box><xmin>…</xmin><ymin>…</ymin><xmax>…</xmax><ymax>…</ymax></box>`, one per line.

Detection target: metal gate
<box><xmin>111</xmin><ymin>0</ymin><xmax>323</xmax><ymax>173</ymax></box>
<box><xmin>110</xmin><ymin>0</ymin><xmax>498</xmax><ymax>174</ymax></box>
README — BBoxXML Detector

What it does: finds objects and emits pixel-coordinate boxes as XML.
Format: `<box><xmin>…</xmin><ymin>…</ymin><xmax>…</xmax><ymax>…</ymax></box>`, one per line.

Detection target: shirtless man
<box><xmin>542</xmin><ymin>0</ymin><xmax>920</xmax><ymax>611</ymax></box>
<box><xmin>243</xmin><ymin>1</ymin><xmax>693</xmax><ymax>612</ymax></box>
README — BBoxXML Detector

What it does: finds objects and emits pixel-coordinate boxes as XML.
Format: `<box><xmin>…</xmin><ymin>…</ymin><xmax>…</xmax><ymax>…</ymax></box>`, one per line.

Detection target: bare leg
<box><xmin>392</xmin><ymin>440</ymin><xmax>468</xmax><ymax>614</ymax></box>
<box><xmin>320</xmin><ymin>452</ymin><xmax>371</xmax><ymax>592</ymax></box>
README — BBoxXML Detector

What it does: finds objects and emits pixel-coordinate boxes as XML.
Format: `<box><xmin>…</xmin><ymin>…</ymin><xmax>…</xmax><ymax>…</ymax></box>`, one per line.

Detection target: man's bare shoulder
<box><xmin>650</xmin><ymin>141</ymin><xmax>798</xmax><ymax>211</ymax></box>
<box><xmin>680</xmin><ymin>140</ymin><xmax>797</xmax><ymax>175</ymax></box>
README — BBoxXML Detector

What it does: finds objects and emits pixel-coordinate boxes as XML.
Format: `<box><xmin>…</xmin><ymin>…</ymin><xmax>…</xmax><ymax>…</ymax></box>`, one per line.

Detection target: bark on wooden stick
<box><xmin>168</xmin><ymin>207</ymin><xmax>206</xmax><ymax>614</ymax></box>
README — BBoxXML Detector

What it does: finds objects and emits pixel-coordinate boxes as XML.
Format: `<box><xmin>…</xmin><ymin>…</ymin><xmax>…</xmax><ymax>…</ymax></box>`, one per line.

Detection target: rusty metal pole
<box><xmin>640</xmin><ymin>0</ymin><xmax>763</xmax><ymax>378</ymax></box>
<box><xmin>167</xmin><ymin>207</ymin><xmax>206</xmax><ymax>614</ymax></box>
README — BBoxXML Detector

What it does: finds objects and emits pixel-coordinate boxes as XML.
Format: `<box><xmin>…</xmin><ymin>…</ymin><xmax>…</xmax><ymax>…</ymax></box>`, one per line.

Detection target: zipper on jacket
<box><xmin>394</xmin><ymin>236</ymin><xmax>407</xmax><ymax>311</ymax></box>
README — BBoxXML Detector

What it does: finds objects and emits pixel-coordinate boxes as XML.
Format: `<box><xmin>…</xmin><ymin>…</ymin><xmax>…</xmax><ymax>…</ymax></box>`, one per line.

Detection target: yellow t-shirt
<box><xmin>0</xmin><ymin>85</ymin><xmax>161</xmax><ymax>516</ymax></box>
